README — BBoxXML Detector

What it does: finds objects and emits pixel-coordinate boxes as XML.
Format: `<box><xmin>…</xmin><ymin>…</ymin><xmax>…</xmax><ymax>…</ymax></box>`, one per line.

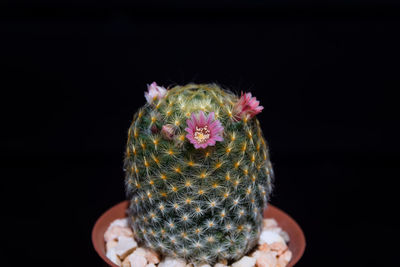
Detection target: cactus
<box><xmin>124</xmin><ymin>83</ymin><xmax>274</xmax><ymax>265</ymax></box>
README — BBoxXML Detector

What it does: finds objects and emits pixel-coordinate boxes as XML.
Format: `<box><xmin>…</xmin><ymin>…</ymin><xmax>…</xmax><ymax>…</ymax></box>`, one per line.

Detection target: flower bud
<box><xmin>161</xmin><ymin>124</ymin><xmax>177</xmax><ymax>140</ymax></box>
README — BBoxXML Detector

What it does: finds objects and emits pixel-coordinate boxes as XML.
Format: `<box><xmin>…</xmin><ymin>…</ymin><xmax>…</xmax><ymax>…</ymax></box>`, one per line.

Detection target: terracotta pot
<box><xmin>92</xmin><ymin>201</ymin><xmax>305</xmax><ymax>266</ymax></box>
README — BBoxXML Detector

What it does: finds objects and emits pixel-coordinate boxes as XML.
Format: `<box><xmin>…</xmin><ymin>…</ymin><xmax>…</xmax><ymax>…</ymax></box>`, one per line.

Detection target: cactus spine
<box><xmin>124</xmin><ymin>83</ymin><xmax>273</xmax><ymax>265</ymax></box>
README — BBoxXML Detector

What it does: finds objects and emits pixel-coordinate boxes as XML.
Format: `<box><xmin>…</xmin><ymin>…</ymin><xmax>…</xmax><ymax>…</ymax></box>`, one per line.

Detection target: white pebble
<box><xmin>128</xmin><ymin>248</ymin><xmax>148</xmax><ymax>267</ymax></box>
<box><xmin>232</xmin><ymin>256</ymin><xmax>256</xmax><ymax>267</ymax></box>
<box><xmin>281</xmin><ymin>250</ymin><xmax>292</xmax><ymax>262</ymax></box>
<box><xmin>106</xmin><ymin>247</ymin><xmax>121</xmax><ymax>266</ymax></box>
<box><xmin>255</xmin><ymin>251</ymin><xmax>277</xmax><ymax>267</ymax></box>
<box><xmin>214</xmin><ymin>264</ymin><xmax>228</xmax><ymax>267</ymax></box>
<box><xmin>258</xmin><ymin>230</ymin><xmax>285</xmax><ymax>245</ymax></box>
<box><xmin>106</xmin><ymin>240</ymin><xmax>118</xmax><ymax>251</ymax></box>
<box><xmin>115</xmin><ymin>236</ymin><xmax>137</xmax><ymax>259</ymax></box>
<box><xmin>158</xmin><ymin>256</ymin><xmax>187</xmax><ymax>267</ymax></box>
<box><xmin>146</xmin><ymin>264</ymin><xmax>156</xmax><ymax>267</ymax></box>
<box><xmin>110</xmin><ymin>218</ymin><xmax>129</xmax><ymax>228</ymax></box>
<box><xmin>267</xmin><ymin>227</ymin><xmax>282</xmax><ymax>233</ymax></box>
<box><xmin>143</xmin><ymin>248</ymin><xmax>160</xmax><ymax>264</ymax></box>
<box><xmin>262</xmin><ymin>218</ymin><xmax>278</xmax><ymax>229</ymax></box>
<box><xmin>279</xmin><ymin>230</ymin><xmax>290</xmax><ymax>243</ymax></box>
<box><xmin>104</xmin><ymin>225</ymin><xmax>133</xmax><ymax>242</ymax></box>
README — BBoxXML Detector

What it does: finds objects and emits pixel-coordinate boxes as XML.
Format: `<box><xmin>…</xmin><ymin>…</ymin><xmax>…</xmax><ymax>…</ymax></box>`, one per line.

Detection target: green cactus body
<box><xmin>124</xmin><ymin>84</ymin><xmax>273</xmax><ymax>265</ymax></box>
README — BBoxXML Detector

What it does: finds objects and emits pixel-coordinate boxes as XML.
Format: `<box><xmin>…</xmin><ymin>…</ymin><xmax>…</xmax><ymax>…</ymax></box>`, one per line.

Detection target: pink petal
<box><xmin>247</xmin><ymin>98</ymin><xmax>257</xmax><ymax>107</ymax></box>
<box><xmin>209</xmin><ymin>120</ymin><xmax>220</xmax><ymax>129</ymax></box>
<box><xmin>206</xmin><ymin>112</ymin><xmax>215</xmax><ymax>124</ymax></box>
<box><xmin>198</xmin><ymin>111</ymin><xmax>206</xmax><ymax>126</ymax></box>
<box><xmin>209</xmin><ymin>123</ymin><xmax>221</xmax><ymax>132</ymax></box>
<box><xmin>191</xmin><ymin>112</ymin><xmax>198</xmax><ymax>125</ymax></box>
<box><xmin>194</xmin><ymin>142</ymin><xmax>205</xmax><ymax>149</ymax></box>
<box><xmin>210</xmin><ymin>122</ymin><xmax>223</xmax><ymax>132</ymax></box>
<box><xmin>199</xmin><ymin>143</ymin><xmax>208</xmax><ymax>149</ymax></box>
<box><xmin>185</xmin><ymin>127</ymin><xmax>193</xmax><ymax>135</ymax></box>
<box><xmin>212</xmin><ymin>127</ymin><xmax>224</xmax><ymax>135</ymax></box>
<box><xmin>214</xmin><ymin>135</ymin><xmax>224</xmax><ymax>142</ymax></box>
<box><xmin>144</xmin><ymin>92</ymin><xmax>150</xmax><ymax>103</ymax></box>
<box><xmin>255</xmin><ymin>106</ymin><xmax>264</xmax><ymax>112</ymax></box>
<box><xmin>207</xmin><ymin>140</ymin><xmax>216</xmax><ymax>146</ymax></box>
<box><xmin>208</xmin><ymin>123</ymin><xmax>218</xmax><ymax>131</ymax></box>
<box><xmin>186</xmin><ymin>134</ymin><xmax>196</xmax><ymax>143</ymax></box>
<box><xmin>186</xmin><ymin>119</ymin><xmax>195</xmax><ymax>131</ymax></box>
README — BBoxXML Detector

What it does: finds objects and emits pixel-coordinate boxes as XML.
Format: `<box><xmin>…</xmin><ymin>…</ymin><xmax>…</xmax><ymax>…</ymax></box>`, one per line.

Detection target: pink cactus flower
<box><xmin>144</xmin><ymin>82</ymin><xmax>167</xmax><ymax>104</ymax></box>
<box><xmin>185</xmin><ymin>111</ymin><xmax>224</xmax><ymax>149</ymax></box>
<box><xmin>233</xmin><ymin>91</ymin><xmax>264</xmax><ymax>120</ymax></box>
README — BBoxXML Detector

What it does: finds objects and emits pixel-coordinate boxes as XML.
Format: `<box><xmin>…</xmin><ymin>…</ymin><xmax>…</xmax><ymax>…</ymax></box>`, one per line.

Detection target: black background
<box><xmin>1</xmin><ymin>1</ymin><xmax>399</xmax><ymax>266</ymax></box>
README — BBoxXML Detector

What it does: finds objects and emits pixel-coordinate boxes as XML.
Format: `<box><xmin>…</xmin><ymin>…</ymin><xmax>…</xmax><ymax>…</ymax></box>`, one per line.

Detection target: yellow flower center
<box><xmin>194</xmin><ymin>125</ymin><xmax>210</xmax><ymax>144</ymax></box>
